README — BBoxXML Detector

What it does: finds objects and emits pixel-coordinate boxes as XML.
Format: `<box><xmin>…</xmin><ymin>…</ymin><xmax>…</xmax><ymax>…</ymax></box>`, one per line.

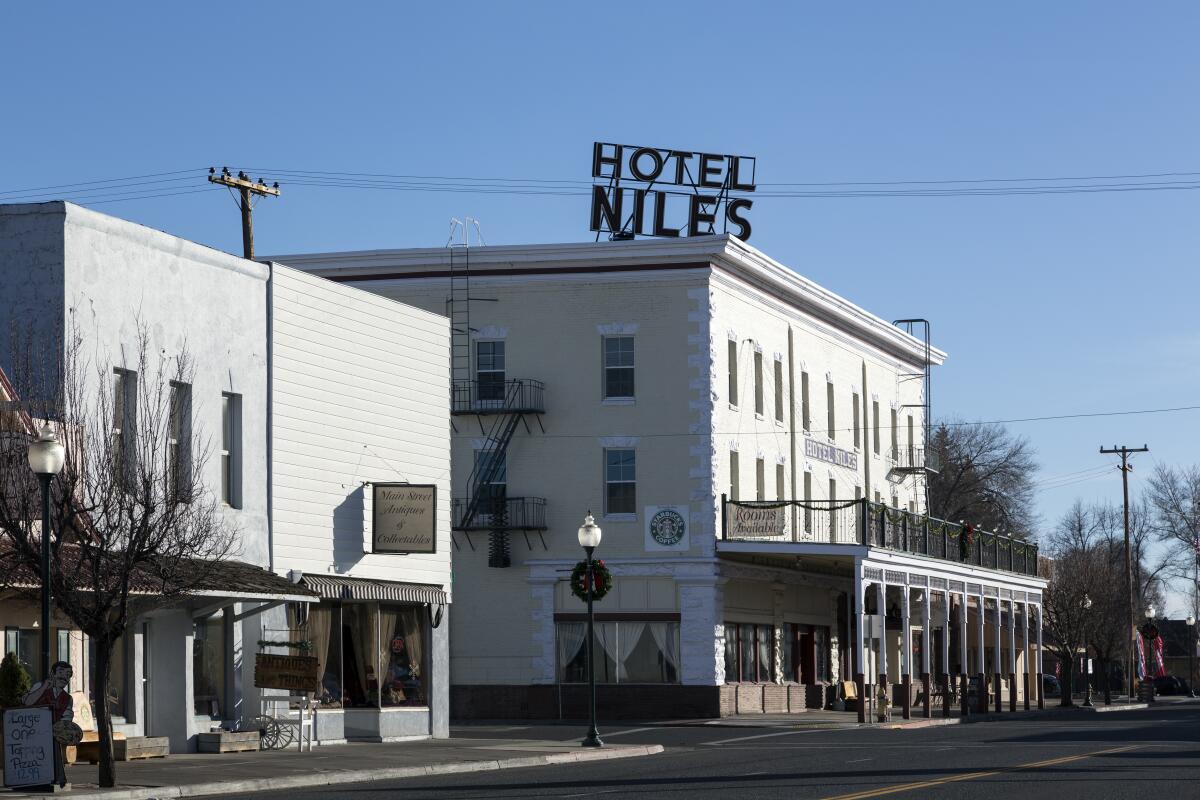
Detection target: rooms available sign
<box><xmin>372</xmin><ymin>483</ymin><xmax>437</xmax><ymax>554</ymax></box>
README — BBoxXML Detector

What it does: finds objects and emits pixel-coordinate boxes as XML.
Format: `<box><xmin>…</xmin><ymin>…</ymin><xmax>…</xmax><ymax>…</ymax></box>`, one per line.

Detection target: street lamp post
<box><xmin>1082</xmin><ymin>594</ymin><xmax>1093</xmax><ymax>708</ymax></box>
<box><xmin>577</xmin><ymin>512</ymin><xmax>603</xmax><ymax>748</ymax></box>
<box><xmin>27</xmin><ymin>424</ymin><xmax>66</xmax><ymax>681</ymax></box>
<box><xmin>1187</xmin><ymin>614</ymin><xmax>1196</xmax><ymax>699</ymax></box>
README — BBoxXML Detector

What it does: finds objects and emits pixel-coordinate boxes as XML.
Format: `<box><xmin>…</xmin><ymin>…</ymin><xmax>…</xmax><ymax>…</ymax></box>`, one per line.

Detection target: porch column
<box><xmin>1007</xmin><ymin>600</ymin><xmax>1017</xmax><ymax>711</ymax></box>
<box><xmin>941</xmin><ymin>590</ymin><xmax>951</xmax><ymax>718</ymax></box>
<box><xmin>1022</xmin><ymin>601</ymin><xmax>1031</xmax><ymax>710</ymax></box>
<box><xmin>993</xmin><ymin>595</ymin><xmax>1003</xmax><ymax>713</ymax></box>
<box><xmin>877</xmin><ymin>581</ymin><xmax>888</xmax><ymax>716</ymax></box>
<box><xmin>854</xmin><ymin>570</ymin><xmax>867</xmax><ymax>724</ymax></box>
<box><xmin>976</xmin><ymin>593</ymin><xmax>987</xmax><ymax>713</ymax></box>
<box><xmin>900</xmin><ymin>585</ymin><xmax>911</xmax><ymax>719</ymax></box>
<box><xmin>921</xmin><ymin>588</ymin><xmax>932</xmax><ymax>718</ymax></box>
<box><xmin>959</xmin><ymin>591</ymin><xmax>969</xmax><ymax>715</ymax></box>
<box><xmin>1035</xmin><ymin>603</ymin><xmax>1045</xmax><ymax>709</ymax></box>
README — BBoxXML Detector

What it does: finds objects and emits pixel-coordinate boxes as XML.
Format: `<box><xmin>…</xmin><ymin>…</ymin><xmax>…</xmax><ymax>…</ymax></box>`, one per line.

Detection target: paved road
<box><xmin>244</xmin><ymin>703</ymin><xmax>1199</xmax><ymax>799</ymax></box>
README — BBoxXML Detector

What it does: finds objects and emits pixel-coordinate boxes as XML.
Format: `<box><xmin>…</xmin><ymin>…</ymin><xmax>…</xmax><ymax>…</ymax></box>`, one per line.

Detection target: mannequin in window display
<box><xmin>385</xmin><ymin>637</ymin><xmax>419</xmax><ymax>705</ymax></box>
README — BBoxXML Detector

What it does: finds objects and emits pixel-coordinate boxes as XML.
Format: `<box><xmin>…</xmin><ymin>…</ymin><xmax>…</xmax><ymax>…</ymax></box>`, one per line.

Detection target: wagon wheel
<box><xmin>274</xmin><ymin>717</ymin><xmax>296</xmax><ymax>749</ymax></box>
<box><xmin>252</xmin><ymin>714</ymin><xmax>284</xmax><ymax>750</ymax></box>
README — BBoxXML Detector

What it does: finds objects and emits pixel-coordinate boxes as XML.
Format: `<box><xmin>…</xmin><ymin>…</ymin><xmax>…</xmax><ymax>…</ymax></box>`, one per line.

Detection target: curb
<box><xmin>15</xmin><ymin>745</ymin><xmax>665</xmax><ymax>800</ymax></box>
<box><xmin>878</xmin><ymin>702</ymin><xmax>1152</xmax><ymax>729</ymax></box>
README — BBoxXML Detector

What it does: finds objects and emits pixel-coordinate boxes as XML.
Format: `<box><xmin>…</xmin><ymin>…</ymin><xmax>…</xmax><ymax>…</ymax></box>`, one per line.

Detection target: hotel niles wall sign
<box><xmin>590</xmin><ymin>142</ymin><xmax>756</xmax><ymax>242</ymax></box>
<box><xmin>372</xmin><ymin>483</ymin><xmax>437</xmax><ymax>554</ymax></box>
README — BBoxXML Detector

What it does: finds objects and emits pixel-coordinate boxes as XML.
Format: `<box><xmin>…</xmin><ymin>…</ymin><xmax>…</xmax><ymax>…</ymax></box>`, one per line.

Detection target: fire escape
<box><xmin>446</xmin><ymin>223</ymin><xmax>546</xmax><ymax>568</ymax></box>
<box><xmin>889</xmin><ymin>319</ymin><xmax>939</xmax><ymax>509</ymax></box>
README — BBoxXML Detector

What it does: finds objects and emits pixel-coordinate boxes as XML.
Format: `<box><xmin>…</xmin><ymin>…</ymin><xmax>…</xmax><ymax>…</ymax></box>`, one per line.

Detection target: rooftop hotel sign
<box><xmin>805</xmin><ymin>438</ymin><xmax>859</xmax><ymax>470</ymax></box>
<box><xmin>590</xmin><ymin>142</ymin><xmax>756</xmax><ymax>241</ymax></box>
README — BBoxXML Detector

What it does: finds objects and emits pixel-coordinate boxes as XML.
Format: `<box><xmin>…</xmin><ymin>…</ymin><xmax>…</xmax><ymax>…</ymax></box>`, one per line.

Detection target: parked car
<box><xmin>1042</xmin><ymin>674</ymin><xmax>1062</xmax><ymax>698</ymax></box>
<box><xmin>1153</xmin><ymin>675</ymin><xmax>1186</xmax><ymax>695</ymax></box>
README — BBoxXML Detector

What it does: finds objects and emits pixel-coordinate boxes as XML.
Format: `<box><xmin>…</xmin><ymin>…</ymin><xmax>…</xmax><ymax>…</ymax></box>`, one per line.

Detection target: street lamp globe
<box><xmin>27</xmin><ymin>424</ymin><xmax>65</xmax><ymax>476</ymax></box>
<box><xmin>1145</xmin><ymin>605</ymin><xmax>1156</xmax><ymax>620</ymax></box>
<box><xmin>1083</xmin><ymin>595</ymin><xmax>1092</xmax><ymax>610</ymax></box>
<box><xmin>577</xmin><ymin>512</ymin><xmax>602</xmax><ymax>551</ymax></box>
<box><xmin>1188</xmin><ymin>615</ymin><xmax>1196</xmax><ymax>628</ymax></box>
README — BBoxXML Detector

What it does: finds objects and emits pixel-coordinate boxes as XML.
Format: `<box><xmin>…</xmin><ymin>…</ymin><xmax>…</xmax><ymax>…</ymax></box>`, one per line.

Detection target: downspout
<box><xmin>265</xmin><ymin>263</ymin><xmax>275</xmax><ymax>572</ymax></box>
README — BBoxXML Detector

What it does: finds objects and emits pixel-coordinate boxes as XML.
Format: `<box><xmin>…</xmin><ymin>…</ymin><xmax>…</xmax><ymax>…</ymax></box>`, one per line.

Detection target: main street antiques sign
<box><xmin>590</xmin><ymin>142</ymin><xmax>756</xmax><ymax>241</ymax></box>
<box><xmin>725</xmin><ymin>503</ymin><xmax>788</xmax><ymax>538</ymax></box>
<box><xmin>254</xmin><ymin>654</ymin><xmax>320</xmax><ymax>692</ymax></box>
<box><xmin>804</xmin><ymin>438</ymin><xmax>859</xmax><ymax>470</ymax></box>
<box><xmin>372</xmin><ymin>483</ymin><xmax>437</xmax><ymax>554</ymax></box>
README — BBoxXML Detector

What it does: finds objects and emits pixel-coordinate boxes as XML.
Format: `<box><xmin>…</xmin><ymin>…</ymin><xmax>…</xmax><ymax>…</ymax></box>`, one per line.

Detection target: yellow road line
<box><xmin>820</xmin><ymin>745</ymin><xmax>1140</xmax><ymax>800</ymax></box>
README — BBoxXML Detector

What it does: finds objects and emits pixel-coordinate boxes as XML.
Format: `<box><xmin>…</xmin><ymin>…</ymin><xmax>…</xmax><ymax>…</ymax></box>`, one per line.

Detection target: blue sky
<box><xmin>3</xmin><ymin>3</ymin><xmax>1197</xmax><ymax>610</ymax></box>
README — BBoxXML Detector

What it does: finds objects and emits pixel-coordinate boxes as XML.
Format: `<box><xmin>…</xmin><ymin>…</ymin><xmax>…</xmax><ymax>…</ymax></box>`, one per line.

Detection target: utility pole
<box><xmin>1100</xmin><ymin>444</ymin><xmax>1149</xmax><ymax>701</ymax></box>
<box><xmin>208</xmin><ymin>167</ymin><xmax>280</xmax><ymax>260</ymax></box>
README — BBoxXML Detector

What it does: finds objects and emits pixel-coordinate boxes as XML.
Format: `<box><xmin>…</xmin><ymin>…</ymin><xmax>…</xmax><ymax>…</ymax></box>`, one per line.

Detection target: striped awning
<box><xmin>301</xmin><ymin>574</ymin><xmax>448</xmax><ymax>605</ymax></box>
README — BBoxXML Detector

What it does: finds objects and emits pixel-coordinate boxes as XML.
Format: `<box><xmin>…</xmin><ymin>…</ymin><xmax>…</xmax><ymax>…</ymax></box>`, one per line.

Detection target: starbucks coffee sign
<box><xmin>645</xmin><ymin>505</ymin><xmax>689</xmax><ymax>551</ymax></box>
<box><xmin>372</xmin><ymin>483</ymin><xmax>437</xmax><ymax>554</ymax></box>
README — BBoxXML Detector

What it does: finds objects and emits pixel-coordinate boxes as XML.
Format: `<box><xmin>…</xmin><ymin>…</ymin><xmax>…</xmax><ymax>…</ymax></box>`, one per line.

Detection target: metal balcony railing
<box><xmin>452</xmin><ymin>496</ymin><xmax>548</xmax><ymax>531</ymax></box>
<box><xmin>721</xmin><ymin>497</ymin><xmax>1039</xmax><ymax>577</ymax></box>
<box><xmin>889</xmin><ymin>445</ymin><xmax>939</xmax><ymax>474</ymax></box>
<box><xmin>451</xmin><ymin>378</ymin><xmax>545</xmax><ymax>415</ymax></box>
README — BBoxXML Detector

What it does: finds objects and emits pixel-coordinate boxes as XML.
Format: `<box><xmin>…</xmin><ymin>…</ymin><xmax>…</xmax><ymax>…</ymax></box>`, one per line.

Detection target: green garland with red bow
<box><xmin>570</xmin><ymin>559</ymin><xmax>613</xmax><ymax>602</ymax></box>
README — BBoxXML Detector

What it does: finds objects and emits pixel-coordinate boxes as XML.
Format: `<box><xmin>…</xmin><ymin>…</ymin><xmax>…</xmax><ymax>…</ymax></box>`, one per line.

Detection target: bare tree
<box><xmin>0</xmin><ymin>323</ymin><xmax>236</xmax><ymax>788</ymax></box>
<box><xmin>1145</xmin><ymin>463</ymin><xmax>1200</xmax><ymax>614</ymax></box>
<box><xmin>928</xmin><ymin>420</ymin><xmax>1039</xmax><ymax>539</ymax></box>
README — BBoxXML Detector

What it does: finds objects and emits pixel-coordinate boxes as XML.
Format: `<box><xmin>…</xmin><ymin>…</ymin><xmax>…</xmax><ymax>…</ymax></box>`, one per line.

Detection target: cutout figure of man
<box><xmin>24</xmin><ymin>661</ymin><xmax>76</xmax><ymax>787</ymax></box>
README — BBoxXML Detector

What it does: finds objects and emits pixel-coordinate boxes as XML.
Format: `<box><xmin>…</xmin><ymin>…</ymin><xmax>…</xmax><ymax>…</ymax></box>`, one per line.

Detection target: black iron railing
<box><xmin>452</xmin><ymin>496</ymin><xmax>547</xmax><ymax>531</ymax></box>
<box><xmin>721</xmin><ymin>496</ymin><xmax>1039</xmax><ymax>577</ymax></box>
<box><xmin>451</xmin><ymin>378</ymin><xmax>545</xmax><ymax>415</ymax></box>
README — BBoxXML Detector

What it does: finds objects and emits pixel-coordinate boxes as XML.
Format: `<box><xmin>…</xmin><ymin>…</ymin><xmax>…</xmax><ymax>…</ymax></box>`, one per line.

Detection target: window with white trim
<box><xmin>729</xmin><ymin>451</ymin><xmax>740</xmax><ymax>501</ymax></box>
<box><xmin>168</xmin><ymin>381</ymin><xmax>192</xmax><ymax>503</ymax></box>
<box><xmin>826</xmin><ymin>380</ymin><xmax>835</xmax><ymax>441</ymax></box>
<box><xmin>604</xmin><ymin>448</ymin><xmax>636</xmax><ymax>515</ymax></box>
<box><xmin>602</xmin><ymin>336</ymin><xmax>634</xmax><ymax>399</ymax></box>
<box><xmin>773</xmin><ymin>359</ymin><xmax>784</xmax><ymax>423</ymax></box>
<box><xmin>755</xmin><ymin>458</ymin><xmax>765</xmax><ymax>500</ymax></box>
<box><xmin>727</xmin><ymin>340</ymin><xmax>738</xmax><ymax>407</ymax></box>
<box><xmin>753</xmin><ymin>351</ymin><xmax>764</xmax><ymax>415</ymax></box>
<box><xmin>776</xmin><ymin>462</ymin><xmax>785</xmax><ymax>501</ymax></box>
<box><xmin>801</xmin><ymin>371</ymin><xmax>810</xmax><ymax>432</ymax></box>
<box><xmin>221</xmin><ymin>392</ymin><xmax>242</xmax><ymax>508</ymax></box>
<box><xmin>476</xmin><ymin>340</ymin><xmax>506</xmax><ymax>402</ymax></box>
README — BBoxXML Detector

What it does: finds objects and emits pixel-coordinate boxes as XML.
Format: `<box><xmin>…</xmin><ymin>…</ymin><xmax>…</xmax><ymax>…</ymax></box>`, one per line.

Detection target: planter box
<box><xmin>735</xmin><ymin>684</ymin><xmax>763</xmax><ymax>714</ymax></box>
<box><xmin>198</xmin><ymin>731</ymin><xmax>259</xmax><ymax>753</ymax></box>
<box><xmin>788</xmin><ymin>684</ymin><xmax>808</xmax><ymax>712</ymax></box>
<box><xmin>762</xmin><ymin>684</ymin><xmax>788</xmax><ymax>713</ymax></box>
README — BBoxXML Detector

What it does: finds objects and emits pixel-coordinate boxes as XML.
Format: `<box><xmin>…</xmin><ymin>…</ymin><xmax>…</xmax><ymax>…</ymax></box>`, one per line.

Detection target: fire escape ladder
<box><xmin>449</xmin><ymin>244</ymin><xmax>471</xmax><ymax>385</ymax></box>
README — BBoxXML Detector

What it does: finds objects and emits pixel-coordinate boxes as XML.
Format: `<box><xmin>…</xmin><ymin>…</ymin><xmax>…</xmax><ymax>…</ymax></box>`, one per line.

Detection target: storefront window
<box><xmin>193</xmin><ymin>614</ymin><xmax>225</xmax><ymax>717</ymax></box>
<box><xmin>724</xmin><ymin>622</ymin><xmax>773</xmax><ymax>682</ymax></box>
<box><xmin>381</xmin><ymin>606</ymin><xmax>426</xmax><ymax>707</ymax></box>
<box><xmin>88</xmin><ymin>635</ymin><xmax>126</xmax><ymax>718</ymax></box>
<box><xmin>292</xmin><ymin>603</ymin><xmax>344</xmax><ymax>708</ymax></box>
<box><xmin>341</xmin><ymin>604</ymin><xmax>378</xmax><ymax>708</ymax></box>
<box><xmin>557</xmin><ymin>621</ymin><xmax>678</xmax><ymax>684</ymax></box>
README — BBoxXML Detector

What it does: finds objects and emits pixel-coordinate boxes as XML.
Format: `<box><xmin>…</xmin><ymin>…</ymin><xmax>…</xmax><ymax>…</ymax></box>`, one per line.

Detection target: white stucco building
<box><xmin>275</xmin><ymin>235</ymin><xmax>1049</xmax><ymax>720</ymax></box>
<box><xmin>0</xmin><ymin>202</ymin><xmax>451</xmax><ymax>750</ymax></box>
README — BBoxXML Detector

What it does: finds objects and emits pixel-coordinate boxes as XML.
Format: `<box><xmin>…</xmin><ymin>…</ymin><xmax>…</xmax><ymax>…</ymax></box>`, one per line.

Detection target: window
<box><xmin>803</xmin><ymin>471</ymin><xmax>812</xmax><ymax>534</ymax></box>
<box><xmin>774</xmin><ymin>360</ymin><xmax>784</xmax><ymax>422</ymax></box>
<box><xmin>729</xmin><ymin>451</ymin><xmax>739</xmax><ymax>501</ymax></box>
<box><xmin>558</xmin><ymin>621</ymin><xmax>680</xmax><ymax>684</ymax></box>
<box><xmin>722</xmin><ymin>622</ymin><xmax>773</xmax><ymax>682</ymax></box>
<box><xmin>476</xmin><ymin>341</ymin><xmax>506</xmax><ymax>402</ymax></box>
<box><xmin>907</xmin><ymin>415</ymin><xmax>915</xmax><ymax>463</ymax></box>
<box><xmin>112</xmin><ymin>368</ymin><xmax>136</xmax><ymax>483</ymax></box>
<box><xmin>829</xmin><ymin>478</ymin><xmax>837</xmax><ymax>538</ymax></box>
<box><xmin>4</xmin><ymin>626</ymin><xmax>41</xmax><ymax>680</ymax></box>
<box><xmin>473</xmin><ymin>450</ymin><xmax>507</xmax><ymax>522</ymax></box>
<box><xmin>727</xmin><ymin>340</ymin><xmax>738</xmax><ymax>406</ymax></box>
<box><xmin>852</xmin><ymin>393</ymin><xmax>861</xmax><ymax>448</ymax></box>
<box><xmin>753</xmin><ymin>351</ymin><xmax>764</xmax><ymax>415</ymax></box>
<box><xmin>826</xmin><ymin>381</ymin><xmax>835</xmax><ymax>441</ymax></box>
<box><xmin>801</xmin><ymin>372</ymin><xmax>810</xmax><ymax>432</ymax></box>
<box><xmin>776</xmin><ymin>462</ymin><xmax>785</xmax><ymax>501</ymax></box>
<box><xmin>872</xmin><ymin>400</ymin><xmax>880</xmax><ymax>455</ymax></box>
<box><xmin>168</xmin><ymin>381</ymin><xmax>191</xmax><ymax>503</ymax></box>
<box><xmin>781</xmin><ymin>624</ymin><xmax>832</xmax><ymax>683</ymax></box>
<box><xmin>193</xmin><ymin>612</ymin><xmax>226</xmax><ymax>717</ymax></box>
<box><xmin>221</xmin><ymin>393</ymin><xmax>242</xmax><ymax>508</ymax></box>
<box><xmin>604</xmin><ymin>448</ymin><xmax>636</xmax><ymax>515</ymax></box>
<box><xmin>755</xmin><ymin>458</ymin><xmax>765</xmax><ymax>500</ymax></box>
<box><xmin>603</xmin><ymin>336</ymin><xmax>635</xmax><ymax>399</ymax></box>
<box><xmin>891</xmin><ymin>408</ymin><xmax>899</xmax><ymax>459</ymax></box>
<box><xmin>291</xmin><ymin>601</ymin><xmax>429</xmax><ymax>709</ymax></box>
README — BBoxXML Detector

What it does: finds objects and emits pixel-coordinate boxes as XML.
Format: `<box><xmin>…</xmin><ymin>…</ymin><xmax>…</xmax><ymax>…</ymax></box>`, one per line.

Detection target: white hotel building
<box><xmin>276</xmin><ymin>235</ymin><xmax>1047</xmax><ymax>720</ymax></box>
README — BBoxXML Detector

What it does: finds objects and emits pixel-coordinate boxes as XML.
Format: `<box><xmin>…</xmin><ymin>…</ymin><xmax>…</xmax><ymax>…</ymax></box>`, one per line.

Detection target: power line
<box><xmin>0</xmin><ymin>168</ymin><xmax>206</xmax><ymax>198</ymax></box>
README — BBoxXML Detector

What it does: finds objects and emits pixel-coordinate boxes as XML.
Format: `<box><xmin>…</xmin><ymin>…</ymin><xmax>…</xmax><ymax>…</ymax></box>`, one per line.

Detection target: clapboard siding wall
<box><xmin>269</xmin><ymin>264</ymin><xmax>452</xmax><ymax>595</ymax></box>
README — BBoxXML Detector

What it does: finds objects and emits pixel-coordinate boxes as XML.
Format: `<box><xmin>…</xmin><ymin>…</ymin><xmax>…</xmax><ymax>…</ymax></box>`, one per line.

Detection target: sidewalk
<box><xmin>3</xmin><ymin>737</ymin><xmax>663</xmax><ymax>800</ymax></box>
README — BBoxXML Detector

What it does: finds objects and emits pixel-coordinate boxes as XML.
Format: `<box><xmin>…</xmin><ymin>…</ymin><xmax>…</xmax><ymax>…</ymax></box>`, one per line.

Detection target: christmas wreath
<box><xmin>570</xmin><ymin>559</ymin><xmax>613</xmax><ymax>602</ymax></box>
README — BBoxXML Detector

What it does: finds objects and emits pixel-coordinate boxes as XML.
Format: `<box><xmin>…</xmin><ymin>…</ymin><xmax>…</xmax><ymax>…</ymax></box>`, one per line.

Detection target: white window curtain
<box><xmin>556</xmin><ymin>622</ymin><xmax>587</xmax><ymax>677</ymax></box>
<box><xmin>615</xmin><ymin>621</ymin><xmax>646</xmax><ymax>681</ymax></box>
<box><xmin>594</xmin><ymin>622</ymin><xmax>621</xmax><ymax>680</ymax></box>
<box><xmin>649</xmin><ymin>623</ymin><xmax>680</xmax><ymax>674</ymax></box>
